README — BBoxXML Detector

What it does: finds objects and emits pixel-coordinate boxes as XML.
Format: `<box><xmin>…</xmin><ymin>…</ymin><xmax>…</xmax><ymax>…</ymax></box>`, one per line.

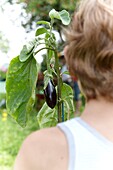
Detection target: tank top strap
<box><xmin>57</xmin><ymin>119</ymin><xmax>76</xmax><ymax>170</ymax></box>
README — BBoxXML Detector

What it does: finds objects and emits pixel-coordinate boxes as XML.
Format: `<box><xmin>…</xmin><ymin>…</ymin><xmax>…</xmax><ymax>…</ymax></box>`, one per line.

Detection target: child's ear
<box><xmin>63</xmin><ymin>45</ymin><xmax>69</xmax><ymax>62</ymax></box>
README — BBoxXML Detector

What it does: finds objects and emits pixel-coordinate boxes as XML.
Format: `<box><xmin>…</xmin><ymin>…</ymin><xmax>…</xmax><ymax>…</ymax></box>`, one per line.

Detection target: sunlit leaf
<box><xmin>19</xmin><ymin>40</ymin><xmax>35</xmax><ymax>62</ymax></box>
<box><xmin>49</xmin><ymin>9</ymin><xmax>60</xmax><ymax>20</ymax></box>
<box><xmin>49</xmin><ymin>9</ymin><xmax>70</xmax><ymax>25</ymax></box>
<box><xmin>19</xmin><ymin>45</ymin><xmax>30</xmax><ymax>62</ymax></box>
<box><xmin>35</xmin><ymin>27</ymin><xmax>48</xmax><ymax>36</ymax></box>
<box><xmin>6</xmin><ymin>56</ymin><xmax>39</xmax><ymax>127</ymax></box>
<box><xmin>26</xmin><ymin>40</ymin><xmax>36</xmax><ymax>53</ymax></box>
<box><xmin>59</xmin><ymin>10</ymin><xmax>71</xmax><ymax>25</ymax></box>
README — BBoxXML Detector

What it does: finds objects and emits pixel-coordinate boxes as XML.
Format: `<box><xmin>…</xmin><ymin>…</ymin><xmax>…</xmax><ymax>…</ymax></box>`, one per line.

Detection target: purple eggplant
<box><xmin>44</xmin><ymin>80</ymin><xmax>57</xmax><ymax>109</ymax></box>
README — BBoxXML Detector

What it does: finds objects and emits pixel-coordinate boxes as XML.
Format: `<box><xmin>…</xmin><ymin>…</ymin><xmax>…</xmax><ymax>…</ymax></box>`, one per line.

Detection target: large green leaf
<box><xmin>37</xmin><ymin>102</ymin><xmax>57</xmax><ymax>129</ymax></box>
<box><xmin>6</xmin><ymin>56</ymin><xmax>39</xmax><ymax>127</ymax></box>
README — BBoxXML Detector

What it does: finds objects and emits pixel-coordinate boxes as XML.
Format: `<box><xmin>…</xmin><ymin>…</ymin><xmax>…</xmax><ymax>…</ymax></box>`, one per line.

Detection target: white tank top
<box><xmin>57</xmin><ymin>117</ymin><xmax>113</xmax><ymax>170</ymax></box>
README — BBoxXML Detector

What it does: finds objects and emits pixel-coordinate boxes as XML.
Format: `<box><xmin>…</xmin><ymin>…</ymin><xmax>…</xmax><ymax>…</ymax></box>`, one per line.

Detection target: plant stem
<box><xmin>54</xmin><ymin>51</ymin><xmax>62</xmax><ymax>122</ymax></box>
<box><xmin>49</xmin><ymin>19</ymin><xmax>62</xmax><ymax>122</ymax></box>
<box><xmin>34</xmin><ymin>47</ymin><xmax>55</xmax><ymax>56</ymax></box>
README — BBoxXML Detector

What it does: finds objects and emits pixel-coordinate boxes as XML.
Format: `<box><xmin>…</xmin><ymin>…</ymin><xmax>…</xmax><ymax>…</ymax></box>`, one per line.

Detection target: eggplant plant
<box><xmin>6</xmin><ymin>9</ymin><xmax>75</xmax><ymax>128</ymax></box>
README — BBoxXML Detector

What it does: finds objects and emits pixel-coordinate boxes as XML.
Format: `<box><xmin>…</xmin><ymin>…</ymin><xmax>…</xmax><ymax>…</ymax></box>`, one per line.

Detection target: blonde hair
<box><xmin>65</xmin><ymin>0</ymin><xmax>113</xmax><ymax>101</ymax></box>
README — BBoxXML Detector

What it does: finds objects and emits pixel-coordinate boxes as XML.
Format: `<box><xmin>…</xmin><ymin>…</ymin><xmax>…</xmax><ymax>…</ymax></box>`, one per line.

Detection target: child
<box><xmin>14</xmin><ymin>0</ymin><xmax>113</xmax><ymax>169</ymax></box>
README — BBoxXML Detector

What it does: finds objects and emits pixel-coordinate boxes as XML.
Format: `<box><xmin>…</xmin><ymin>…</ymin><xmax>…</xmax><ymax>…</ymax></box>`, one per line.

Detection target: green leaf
<box><xmin>61</xmin><ymin>83</ymin><xmax>75</xmax><ymax>120</ymax></box>
<box><xmin>6</xmin><ymin>56</ymin><xmax>39</xmax><ymax>127</ymax></box>
<box><xmin>26</xmin><ymin>40</ymin><xmax>36</xmax><ymax>54</ymax></box>
<box><xmin>49</xmin><ymin>9</ymin><xmax>60</xmax><ymax>20</ymax></box>
<box><xmin>37</xmin><ymin>102</ymin><xmax>57</xmax><ymax>129</ymax></box>
<box><xmin>45</xmin><ymin>32</ymin><xmax>50</xmax><ymax>41</ymax></box>
<box><xmin>59</xmin><ymin>10</ymin><xmax>71</xmax><ymax>25</ymax></box>
<box><xmin>47</xmin><ymin>49</ymin><xmax>54</xmax><ymax>60</ymax></box>
<box><xmin>37</xmin><ymin>21</ymin><xmax>51</xmax><ymax>28</ymax></box>
<box><xmin>19</xmin><ymin>45</ymin><xmax>30</xmax><ymax>62</ymax></box>
<box><xmin>35</xmin><ymin>27</ymin><xmax>48</xmax><ymax>36</ymax></box>
<box><xmin>19</xmin><ymin>40</ymin><xmax>35</xmax><ymax>62</ymax></box>
<box><xmin>43</xmin><ymin>70</ymin><xmax>53</xmax><ymax>89</ymax></box>
<box><xmin>49</xmin><ymin>9</ymin><xmax>70</xmax><ymax>26</ymax></box>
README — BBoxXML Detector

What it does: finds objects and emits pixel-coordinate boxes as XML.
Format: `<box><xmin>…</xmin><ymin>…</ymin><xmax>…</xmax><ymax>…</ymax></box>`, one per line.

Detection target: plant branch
<box><xmin>34</xmin><ymin>47</ymin><xmax>56</xmax><ymax>56</ymax></box>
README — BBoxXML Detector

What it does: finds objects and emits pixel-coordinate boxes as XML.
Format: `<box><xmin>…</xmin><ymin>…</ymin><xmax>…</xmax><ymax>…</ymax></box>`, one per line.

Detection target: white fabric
<box><xmin>57</xmin><ymin>117</ymin><xmax>113</xmax><ymax>170</ymax></box>
<box><xmin>61</xmin><ymin>64</ymin><xmax>71</xmax><ymax>82</ymax></box>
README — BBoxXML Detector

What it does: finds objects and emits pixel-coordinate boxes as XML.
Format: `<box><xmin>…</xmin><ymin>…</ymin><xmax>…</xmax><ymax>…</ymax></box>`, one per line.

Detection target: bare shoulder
<box><xmin>14</xmin><ymin>126</ymin><xmax>68</xmax><ymax>170</ymax></box>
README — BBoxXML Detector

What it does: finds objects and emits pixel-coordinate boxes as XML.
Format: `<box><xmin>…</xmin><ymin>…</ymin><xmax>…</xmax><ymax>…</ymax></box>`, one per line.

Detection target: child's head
<box><xmin>65</xmin><ymin>0</ymin><xmax>113</xmax><ymax>101</ymax></box>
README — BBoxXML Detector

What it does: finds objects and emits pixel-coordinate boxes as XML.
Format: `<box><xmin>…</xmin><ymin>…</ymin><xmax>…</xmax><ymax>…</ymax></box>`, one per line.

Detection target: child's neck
<box><xmin>81</xmin><ymin>98</ymin><xmax>113</xmax><ymax>142</ymax></box>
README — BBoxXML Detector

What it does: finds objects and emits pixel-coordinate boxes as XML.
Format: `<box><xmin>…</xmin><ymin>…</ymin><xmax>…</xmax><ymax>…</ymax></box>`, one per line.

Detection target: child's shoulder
<box><xmin>14</xmin><ymin>126</ymin><xmax>68</xmax><ymax>170</ymax></box>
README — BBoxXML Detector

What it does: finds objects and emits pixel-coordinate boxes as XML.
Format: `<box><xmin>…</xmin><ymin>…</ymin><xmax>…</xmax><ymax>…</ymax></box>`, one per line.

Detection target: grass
<box><xmin>0</xmin><ymin>109</ymin><xmax>39</xmax><ymax>170</ymax></box>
